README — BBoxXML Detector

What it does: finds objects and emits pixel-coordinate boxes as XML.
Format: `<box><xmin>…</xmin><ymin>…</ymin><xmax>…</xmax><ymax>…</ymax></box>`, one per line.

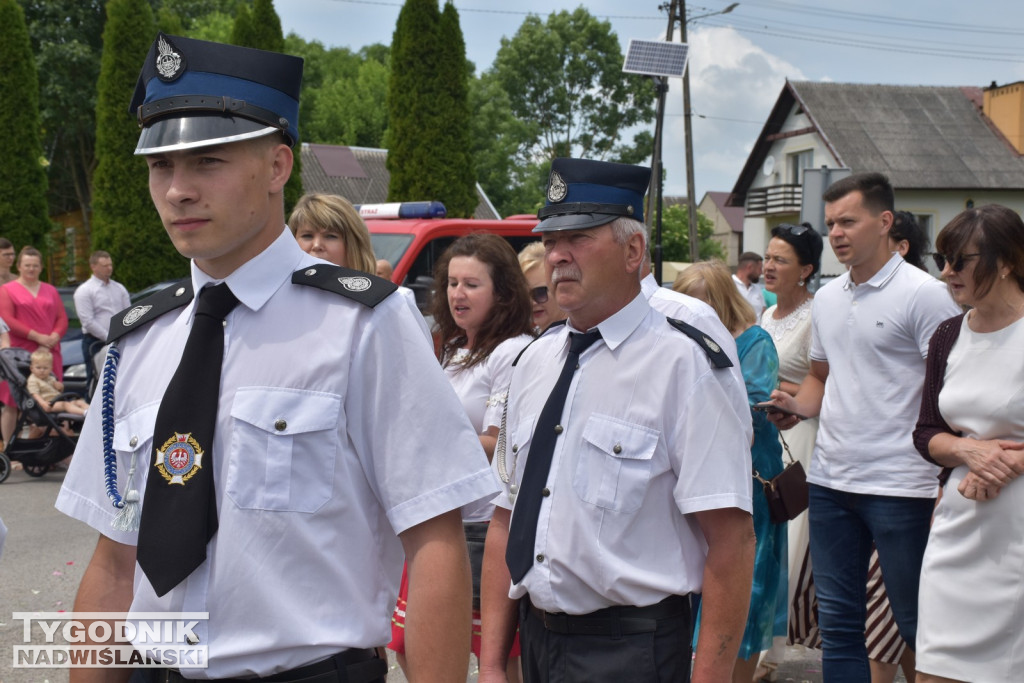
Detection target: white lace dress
<box><xmin>761</xmin><ymin>299</ymin><xmax>820</xmax><ymax>646</ymax></box>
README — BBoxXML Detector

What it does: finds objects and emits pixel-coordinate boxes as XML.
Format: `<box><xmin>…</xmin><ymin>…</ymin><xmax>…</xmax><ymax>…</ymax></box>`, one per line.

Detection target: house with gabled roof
<box><xmin>300</xmin><ymin>142</ymin><xmax>501</xmax><ymax>220</ymax></box>
<box><xmin>728</xmin><ymin>80</ymin><xmax>1024</xmax><ymax>277</ymax></box>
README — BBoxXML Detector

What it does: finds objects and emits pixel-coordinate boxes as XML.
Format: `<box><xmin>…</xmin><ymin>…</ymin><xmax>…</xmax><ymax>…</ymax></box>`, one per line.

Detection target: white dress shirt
<box><xmin>809</xmin><ymin>254</ymin><xmax>959</xmax><ymax>497</ymax></box>
<box><xmin>494</xmin><ymin>293</ymin><xmax>752</xmax><ymax>614</ymax></box>
<box><xmin>57</xmin><ymin>229</ymin><xmax>499</xmax><ymax>678</ymax></box>
<box><xmin>74</xmin><ymin>275</ymin><xmax>132</xmax><ymax>339</ymax></box>
<box><xmin>732</xmin><ymin>273</ymin><xmax>765</xmax><ymax>319</ymax></box>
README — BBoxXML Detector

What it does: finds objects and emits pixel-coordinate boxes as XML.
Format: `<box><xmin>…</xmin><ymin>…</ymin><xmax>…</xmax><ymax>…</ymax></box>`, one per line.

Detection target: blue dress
<box><xmin>694</xmin><ymin>325</ymin><xmax>787</xmax><ymax>660</ymax></box>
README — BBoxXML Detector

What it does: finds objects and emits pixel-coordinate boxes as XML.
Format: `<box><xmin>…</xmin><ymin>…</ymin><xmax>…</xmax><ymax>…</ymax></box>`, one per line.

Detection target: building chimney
<box><xmin>984</xmin><ymin>81</ymin><xmax>1024</xmax><ymax>154</ymax></box>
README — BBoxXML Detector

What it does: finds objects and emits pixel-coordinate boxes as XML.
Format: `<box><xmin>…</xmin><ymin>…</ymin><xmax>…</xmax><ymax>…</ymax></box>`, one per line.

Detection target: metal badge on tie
<box><xmin>154</xmin><ymin>433</ymin><xmax>205</xmax><ymax>485</ymax></box>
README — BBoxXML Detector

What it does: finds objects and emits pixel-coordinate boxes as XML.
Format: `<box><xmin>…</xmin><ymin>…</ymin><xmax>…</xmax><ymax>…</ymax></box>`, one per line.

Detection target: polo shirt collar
<box><xmin>191</xmin><ymin>227</ymin><xmax>306</xmax><ymax>312</ymax></box>
<box><xmin>842</xmin><ymin>253</ymin><xmax>904</xmax><ymax>291</ymax></box>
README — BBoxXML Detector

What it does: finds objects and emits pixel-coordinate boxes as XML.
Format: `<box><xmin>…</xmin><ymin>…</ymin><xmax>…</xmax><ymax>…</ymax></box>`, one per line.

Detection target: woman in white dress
<box><xmin>913</xmin><ymin>204</ymin><xmax>1024</xmax><ymax>683</ymax></box>
<box><xmin>389</xmin><ymin>233</ymin><xmax>535</xmax><ymax>681</ymax></box>
<box><xmin>755</xmin><ymin>223</ymin><xmax>822</xmax><ymax>682</ymax></box>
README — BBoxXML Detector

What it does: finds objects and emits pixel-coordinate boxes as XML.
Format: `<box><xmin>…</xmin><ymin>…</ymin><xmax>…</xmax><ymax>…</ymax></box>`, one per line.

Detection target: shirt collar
<box><xmin>566</xmin><ymin>292</ymin><xmax>650</xmax><ymax>352</ymax></box>
<box><xmin>640</xmin><ymin>272</ymin><xmax>659</xmax><ymax>298</ymax></box>
<box><xmin>842</xmin><ymin>253</ymin><xmax>904</xmax><ymax>291</ymax></box>
<box><xmin>191</xmin><ymin>228</ymin><xmax>308</xmax><ymax>312</ymax></box>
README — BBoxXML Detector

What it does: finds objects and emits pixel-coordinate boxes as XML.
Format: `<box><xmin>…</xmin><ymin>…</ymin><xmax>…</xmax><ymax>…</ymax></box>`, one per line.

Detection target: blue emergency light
<box><xmin>355</xmin><ymin>201</ymin><xmax>447</xmax><ymax>220</ymax></box>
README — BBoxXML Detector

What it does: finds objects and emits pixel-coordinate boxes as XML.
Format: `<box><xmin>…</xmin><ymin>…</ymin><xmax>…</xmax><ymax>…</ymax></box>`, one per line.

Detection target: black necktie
<box><xmin>506</xmin><ymin>329</ymin><xmax>602</xmax><ymax>583</ymax></box>
<box><xmin>137</xmin><ymin>283</ymin><xmax>239</xmax><ymax>597</ymax></box>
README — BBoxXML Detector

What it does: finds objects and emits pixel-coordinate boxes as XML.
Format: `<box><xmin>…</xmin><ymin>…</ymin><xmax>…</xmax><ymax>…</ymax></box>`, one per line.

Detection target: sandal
<box><xmin>753</xmin><ymin>660</ymin><xmax>779</xmax><ymax>683</ymax></box>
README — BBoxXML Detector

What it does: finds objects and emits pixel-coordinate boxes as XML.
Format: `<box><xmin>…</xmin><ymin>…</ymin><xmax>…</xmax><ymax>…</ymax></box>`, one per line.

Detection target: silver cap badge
<box><xmin>155</xmin><ymin>34</ymin><xmax>184</xmax><ymax>82</ymax></box>
<box><xmin>547</xmin><ymin>171</ymin><xmax>568</xmax><ymax>203</ymax></box>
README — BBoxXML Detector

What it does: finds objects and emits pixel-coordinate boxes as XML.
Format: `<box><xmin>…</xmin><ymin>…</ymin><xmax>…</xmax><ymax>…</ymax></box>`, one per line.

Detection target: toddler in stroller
<box><xmin>0</xmin><ymin>347</ymin><xmax>84</xmax><ymax>483</ymax></box>
<box><xmin>28</xmin><ymin>348</ymin><xmax>89</xmax><ymax>416</ymax></box>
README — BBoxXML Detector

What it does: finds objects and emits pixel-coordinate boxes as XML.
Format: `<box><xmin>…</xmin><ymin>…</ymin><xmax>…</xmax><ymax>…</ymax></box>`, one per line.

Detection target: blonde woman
<box><xmin>290</xmin><ymin>193</ymin><xmax>430</xmax><ymax>341</ymax></box>
<box><xmin>516</xmin><ymin>241</ymin><xmax>566</xmax><ymax>333</ymax></box>
<box><xmin>675</xmin><ymin>260</ymin><xmax>786</xmax><ymax>683</ymax></box>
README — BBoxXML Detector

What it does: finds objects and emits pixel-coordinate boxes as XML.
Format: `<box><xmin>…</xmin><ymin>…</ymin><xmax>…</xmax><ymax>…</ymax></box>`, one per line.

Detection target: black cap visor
<box><xmin>533</xmin><ymin>202</ymin><xmax>637</xmax><ymax>233</ymax></box>
<box><xmin>135</xmin><ymin>113</ymin><xmax>278</xmax><ymax>155</ymax></box>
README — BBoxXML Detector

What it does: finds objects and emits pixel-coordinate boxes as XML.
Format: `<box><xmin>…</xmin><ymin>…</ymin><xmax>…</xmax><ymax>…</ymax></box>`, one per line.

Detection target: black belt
<box><xmin>157</xmin><ymin>648</ymin><xmax>386</xmax><ymax>683</ymax></box>
<box><xmin>528</xmin><ymin>594</ymin><xmax>690</xmax><ymax>636</ymax></box>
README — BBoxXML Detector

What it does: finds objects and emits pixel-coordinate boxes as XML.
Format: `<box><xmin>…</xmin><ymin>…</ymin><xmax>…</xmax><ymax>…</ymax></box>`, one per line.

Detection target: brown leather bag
<box><xmin>754</xmin><ymin>431</ymin><xmax>809</xmax><ymax>523</ymax></box>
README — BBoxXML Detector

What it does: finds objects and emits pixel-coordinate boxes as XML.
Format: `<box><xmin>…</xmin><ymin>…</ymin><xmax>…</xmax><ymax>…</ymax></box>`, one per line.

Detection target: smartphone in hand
<box><xmin>753</xmin><ymin>401</ymin><xmax>808</xmax><ymax>421</ymax></box>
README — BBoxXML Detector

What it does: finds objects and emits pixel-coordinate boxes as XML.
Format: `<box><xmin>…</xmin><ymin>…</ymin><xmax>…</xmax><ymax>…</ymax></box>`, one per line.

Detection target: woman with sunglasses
<box><xmin>517</xmin><ymin>241</ymin><xmax>567</xmax><ymax>333</ymax></box>
<box><xmin>913</xmin><ymin>204</ymin><xmax>1024</xmax><ymax>683</ymax></box>
<box><xmin>390</xmin><ymin>233</ymin><xmax>534</xmax><ymax>681</ymax></box>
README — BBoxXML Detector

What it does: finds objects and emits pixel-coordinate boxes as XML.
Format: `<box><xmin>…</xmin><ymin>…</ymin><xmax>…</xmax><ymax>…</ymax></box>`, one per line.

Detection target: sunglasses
<box><xmin>931</xmin><ymin>252</ymin><xmax>980</xmax><ymax>272</ymax></box>
<box><xmin>530</xmin><ymin>286</ymin><xmax>549</xmax><ymax>304</ymax></box>
<box><xmin>775</xmin><ymin>223</ymin><xmax>812</xmax><ymax>236</ymax></box>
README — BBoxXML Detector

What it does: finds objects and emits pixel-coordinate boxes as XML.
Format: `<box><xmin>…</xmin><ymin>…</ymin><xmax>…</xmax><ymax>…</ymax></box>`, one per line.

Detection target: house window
<box><xmin>788</xmin><ymin>150</ymin><xmax>814</xmax><ymax>185</ymax></box>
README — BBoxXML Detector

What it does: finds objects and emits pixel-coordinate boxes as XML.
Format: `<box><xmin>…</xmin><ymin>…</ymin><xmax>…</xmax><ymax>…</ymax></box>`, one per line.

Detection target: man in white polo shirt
<box><xmin>768</xmin><ymin>172</ymin><xmax>959</xmax><ymax>682</ymax></box>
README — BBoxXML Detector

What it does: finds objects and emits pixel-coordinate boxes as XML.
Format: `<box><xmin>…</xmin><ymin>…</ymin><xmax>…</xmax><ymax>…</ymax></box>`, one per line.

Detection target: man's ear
<box><xmin>879</xmin><ymin>209</ymin><xmax>894</xmax><ymax>237</ymax></box>
<box><xmin>624</xmin><ymin>231</ymin><xmax>646</xmax><ymax>275</ymax></box>
<box><xmin>268</xmin><ymin>144</ymin><xmax>293</xmax><ymax>194</ymax></box>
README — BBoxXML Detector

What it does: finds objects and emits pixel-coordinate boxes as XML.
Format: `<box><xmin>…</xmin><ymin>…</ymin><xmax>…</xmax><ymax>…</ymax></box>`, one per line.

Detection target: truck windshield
<box><xmin>369</xmin><ymin>233</ymin><xmax>414</xmax><ymax>271</ymax></box>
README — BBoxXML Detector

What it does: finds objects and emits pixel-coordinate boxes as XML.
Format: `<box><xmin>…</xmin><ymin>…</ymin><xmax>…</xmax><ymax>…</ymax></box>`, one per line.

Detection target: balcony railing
<box><xmin>746</xmin><ymin>184</ymin><xmax>802</xmax><ymax>216</ymax></box>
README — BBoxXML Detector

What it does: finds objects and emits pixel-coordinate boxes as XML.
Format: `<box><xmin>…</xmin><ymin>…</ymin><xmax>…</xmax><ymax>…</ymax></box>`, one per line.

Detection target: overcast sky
<box><xmin>276</xmin><ymin>0</ymin><xmax>1024</xmax><ymax>201</ymax></box>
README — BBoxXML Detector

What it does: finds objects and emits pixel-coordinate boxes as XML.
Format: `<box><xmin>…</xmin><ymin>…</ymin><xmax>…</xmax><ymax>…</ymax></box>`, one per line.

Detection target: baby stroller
<box><xmin>0</xmin><ymin>347</ymin><xmax>85</xmax><ymax>483</ymax></box>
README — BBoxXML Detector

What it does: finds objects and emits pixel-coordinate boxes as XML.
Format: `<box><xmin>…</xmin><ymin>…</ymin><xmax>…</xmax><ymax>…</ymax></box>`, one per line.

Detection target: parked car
<box><xmin>57</xmin><ymin>285</ymin><xmax>88</xmax><ymax>397</ymax></box>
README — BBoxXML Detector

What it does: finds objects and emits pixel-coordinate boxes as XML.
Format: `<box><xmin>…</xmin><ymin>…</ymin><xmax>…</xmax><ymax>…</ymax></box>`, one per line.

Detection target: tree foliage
<box><xmin>656</xmin><ymin>204</ymin><xmax>724</xmax><ymax>263</ymax></box>
<box><xmin>0</xmin><ymin>0</ymin><xmax>52</xmax><ymax>251</ymax></box>
<box><xmin>386</xmin><ymin>0</ymin><xmax>476</xmax><ymax>217</ymax></box>
<box><xmin>20</xmin><ymin>0</ymin><xmax>106</xmax><ymax>233</ymax></box>
<box><xmin>92</xmin><ymin>0</ymin><xmax>184</xmax><ymax>291</ymax></box>
<box><xmin>230</xmin><ymin>0</ymin><xmax>300</xmax><ymax>212</ymax></box>
<box><xmin>491</xmin><ymin>9</ymin><xmax>655</xmax><ymax>164</ymax></box>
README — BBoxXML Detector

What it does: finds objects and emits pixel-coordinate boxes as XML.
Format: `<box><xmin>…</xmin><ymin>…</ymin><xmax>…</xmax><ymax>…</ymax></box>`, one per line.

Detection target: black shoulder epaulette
<box><xmin>513</xmin><ymin>319</ymin><xmax>565</xmax><ymax>366</ymax></box>
<box><xmin>667</xmin><ymin>318</ymin><xmax>733</xmax><ymax>369</ymax></box>
<box><xmin>106</xmin><ymin>278</ymin><xmax>193</xmax><ymax>343</ymax></box>
<box><xmin>291</xmin><ymin>264</ymin><xmax>397</xmax><ymax>307</ymax></box>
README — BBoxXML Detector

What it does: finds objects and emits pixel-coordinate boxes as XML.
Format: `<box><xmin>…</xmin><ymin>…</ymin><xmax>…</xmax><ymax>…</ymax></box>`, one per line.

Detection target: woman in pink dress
<box><xmin>0</xmin><ymin>247</ymin><xmax>68</xmax><ymax>445</ymax></box>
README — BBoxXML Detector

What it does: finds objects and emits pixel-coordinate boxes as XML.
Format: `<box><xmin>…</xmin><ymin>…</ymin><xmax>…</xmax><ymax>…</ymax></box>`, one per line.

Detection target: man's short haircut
<box><xmin>936</xmin><ymin>203</ymin><xmax>1024</xmax><ymax>300</ymax></box>
<box><xmin>90</xmin><ymin>250</ymin><xmax>112</xmax><ymax>266</ymax></box>
<box><xmin>737</xmin><ymin>251</ymin><xmax>763</xmax><ymax>266</ymax></box>
<box><xmin>822</xmin><ymin>172</ymin><xmax>895</xmax><ymax>215</ymax></box>
<box><xmin>609</xmin><ymin>216</ymin><xmax>649</xmax><ymax>250</ymax></box>
<box><xmin>0</xmin><ymin>238</ymin><xmax>12</xmax><ymax>251</ymax></box>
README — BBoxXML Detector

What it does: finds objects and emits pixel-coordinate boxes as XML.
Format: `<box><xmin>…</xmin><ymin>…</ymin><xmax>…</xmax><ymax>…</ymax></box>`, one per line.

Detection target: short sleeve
<box><xmin>909</xmin><ymin>278</ymin><xmax>961</xmax><ymax>358</ymax></box>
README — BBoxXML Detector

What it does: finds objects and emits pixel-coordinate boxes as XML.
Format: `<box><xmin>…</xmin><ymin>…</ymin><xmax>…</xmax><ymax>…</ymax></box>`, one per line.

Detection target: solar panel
<box><xmin>622</xmin><ymin>39</ymin><xmax>689</xmax><ymax>78</ymax></box>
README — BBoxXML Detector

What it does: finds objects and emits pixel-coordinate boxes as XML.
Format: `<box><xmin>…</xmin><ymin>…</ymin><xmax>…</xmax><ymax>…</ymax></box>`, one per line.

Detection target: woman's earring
<box><xmin>798</xmin><ymin>279</ymin><xmax>805</xmax><ymax>287</ymax></box>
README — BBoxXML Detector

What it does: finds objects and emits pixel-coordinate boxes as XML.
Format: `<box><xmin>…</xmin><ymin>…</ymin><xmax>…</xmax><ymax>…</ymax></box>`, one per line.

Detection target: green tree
<box><xmin>92</xmin><ymin>0</ymin><xmax>183</xmax><ymax>291</ymax></box>
<box><xmin>657</xmin><ymin>204</ymin><xmax>724</xmax><ymax>262</ymax></box>
<box><xmin>0</xmin><ymin>0</ymin><xmax>51</xmax><ymax>251</ymax></box>
<box><xmin>386</xmin><ymin>0</ymin><xmax>441</xmax><ymax>202</ymax></box>
<box><xmin>469</xmin><ymin>73</ymin><xmax>541</xmax><ymax>217</ymax></box>
<box><xmin>231</xmin><ymin>0</ymin><xmax>301</xmax><ymax>212</ymax></box>
<box><xmin>17</xmin><ymin>0</ymin><xmax>100</xmax><ymax>248</ymax></box>
<box><xmin>491</xmin><ymin>9</ymin><xmax>655</xmax><ymax>163</ymax></box>
<box><xmin>387</xmin><ymin>0</ymin><xmax>476</xmax><ymax>216</ymax></box>
<box><xmin>429</xmin><ymin>2</ymin><xmax>476</xmax><ymax>217</ymax></box>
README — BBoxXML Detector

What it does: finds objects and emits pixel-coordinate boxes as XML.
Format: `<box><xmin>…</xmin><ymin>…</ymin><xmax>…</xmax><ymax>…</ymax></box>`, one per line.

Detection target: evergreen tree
<box><xmin>231</xmin><ymin>0</ymin><xmax>301</xmax><ymax>213</ymax></box>
<box><xmin>92</xmin><ymin>0</ymin><xmax>185</xmax><ymax>291</ymax></box>
<box><xmin>0</xmin><ymin>0</ymin><xmax>52</xmax><ymax>252</ymax></box>
<box><xmin>386</xmin><ymin>0</ymin><xmax>442</xmax><ymax>203</ymax></box>
<box><xmin>432</xmin><ymin>2</ymin><xmax>476</xmax><ymax>217</ymax></box>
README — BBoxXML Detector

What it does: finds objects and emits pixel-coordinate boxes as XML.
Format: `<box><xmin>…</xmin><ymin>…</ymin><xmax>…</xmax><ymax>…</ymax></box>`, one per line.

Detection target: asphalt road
<box><xmin>0</xmin><ymin>469</ymin><xmax>833</xmax><ymax>683</ymax></box>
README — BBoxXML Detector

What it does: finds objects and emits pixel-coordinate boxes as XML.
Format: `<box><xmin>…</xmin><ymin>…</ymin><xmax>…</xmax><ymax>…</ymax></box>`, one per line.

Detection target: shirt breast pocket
<box><xmin>113</xmin><ymin>402</ymin><xmax>160</xmax><ymax>486</ymax></box>
<box><xmin>573</xmin><ymin>414</ymin><xmax>659</xmax><ymax>513</ymax></box>
<box><xmin>226</xmin><ymin>387</ymin><xmax>340</xmax><ymax>513</ymax></box>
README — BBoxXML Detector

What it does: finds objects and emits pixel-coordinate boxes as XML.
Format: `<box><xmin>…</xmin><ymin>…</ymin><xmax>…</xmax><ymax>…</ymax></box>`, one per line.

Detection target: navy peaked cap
<box><xmin>129</xmin><ymin>33</ymin><xmax>303</xmax><ymax>155</ymax></box>
<box><xmin>534</xmin><ymin>158</ymin><xmax>652</xmax><ymax>232</ymax></box>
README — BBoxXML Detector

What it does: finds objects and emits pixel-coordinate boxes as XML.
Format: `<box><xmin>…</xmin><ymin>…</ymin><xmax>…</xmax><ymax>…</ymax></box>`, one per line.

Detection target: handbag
<box><xmin>754</xmin><ymin>431</ymin><xmax>809</xmax><ymax>523</ymax></box>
